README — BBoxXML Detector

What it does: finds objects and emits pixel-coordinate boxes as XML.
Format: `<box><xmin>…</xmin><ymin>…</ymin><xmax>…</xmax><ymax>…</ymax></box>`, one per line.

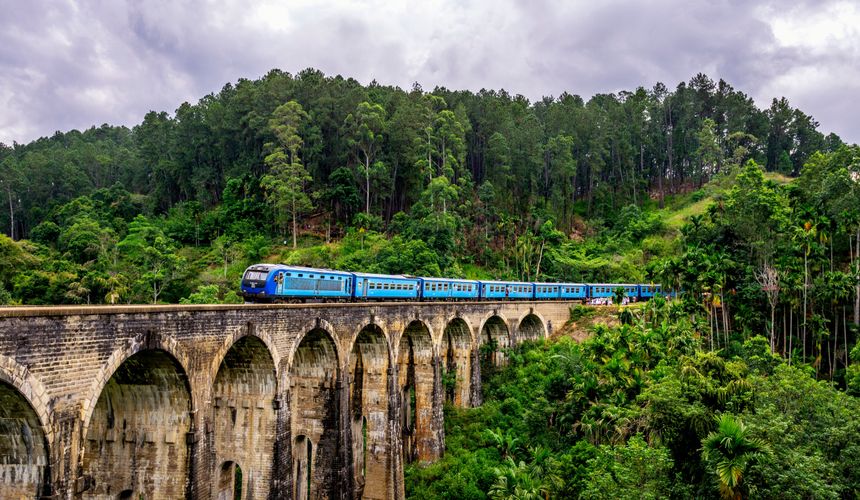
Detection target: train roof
<box><xmin>477</xmin><ymin>280</ymin><xmax>533</xmax><ymax>286</ymax></box>
<box><xmin>589</xmin><ymin>283</ymin><xmax>640</xmax><ymax>287</ymax></box>
<box><xmin>244</xmin><ymin>264</ymin><xmax>354</xmax><ymax>275</ymax></box>
<box><xmin>419</xmin><ymin>277</ymin><xmax>480</xmax><ymax>283</ymax></box>
<box><xmin>533</xmin><ymin>281</ymin><xmax>587</xmax><ymax>286</ymax></box>
<box><xmin>351</xmin><ymin>272</ymin><xmax>417</xmax><ymax>280</ymax></box>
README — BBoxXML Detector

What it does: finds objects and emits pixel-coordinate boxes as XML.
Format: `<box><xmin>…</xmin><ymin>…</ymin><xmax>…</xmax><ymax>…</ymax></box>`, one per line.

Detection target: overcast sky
<box><xmin>1</xmin><ymin>0</ymin><xmax>858</xmax><ymax>145</ymax></box>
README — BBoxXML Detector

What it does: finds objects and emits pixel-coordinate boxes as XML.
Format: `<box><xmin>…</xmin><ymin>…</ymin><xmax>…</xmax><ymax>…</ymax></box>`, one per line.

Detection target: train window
<box><xmin>286</xmin><ymin>273</ymin><xmax>292</xmax><ymax>277</ymax></box>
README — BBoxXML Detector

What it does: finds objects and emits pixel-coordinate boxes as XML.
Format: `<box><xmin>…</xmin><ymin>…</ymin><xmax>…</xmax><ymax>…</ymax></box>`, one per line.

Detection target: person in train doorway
<box><xmin>505</xmin><ymin>286</ymin><xmax>510</xmax><ymax>298</ymax></box>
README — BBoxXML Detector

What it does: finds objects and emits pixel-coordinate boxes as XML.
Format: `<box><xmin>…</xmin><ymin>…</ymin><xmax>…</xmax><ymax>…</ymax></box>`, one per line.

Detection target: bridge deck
<box><xmin>0</xmin><ymin>300</ymin><xmax>574</xmax><ymax>317</ymax></box>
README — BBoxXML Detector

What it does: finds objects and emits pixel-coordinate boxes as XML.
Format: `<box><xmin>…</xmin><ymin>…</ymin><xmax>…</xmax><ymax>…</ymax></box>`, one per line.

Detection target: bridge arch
<box><xmin>478</xmin><ymin>314</ymin><xmax>511</xmax><ymax>367</ymax></box>
<box><xmin>286</xmin><ymin>318</ymin><xmax>343</xmax><ymax>372</ymax></box>
<box><xmin>516</xmin><ymin>311</ymin><xmax>548</xmax><ymax>343</ymax></box>
<box><xmin>288</xmin><ymin>326</ymin><xmax>342</xmax><ymax>500</ymax></box>
<box><xmin>0</xmin><ymin>353</ymin><xmax>52</xmax><ymax>442</ymax></box>
<box><xmin>215</xmin><ymin>460</ymin><xmax>243</xmax><ymax>500</ymax></box>
<box><xmin>0</xmin><ymin>356</ymin><xmax>52</xmax><ymax>499</ymax></box>
<box><xmin>441</xmin><ymin>317</ymin><xmax>473</xmax><ymax>407</ymax></box>
<box><xmin>347</xmin><ymin>323</ymin><xmax>392</xmax><ymax>499</ymax></box>
<box><xmin>211</xmin><ymin>334</ymin><xmax>277</xmax><ymax>500</ymax></box>
<box><xmin>82</xmin><ymin>347</ymin><xmax>193</xmax><ymax>499</ymax></box>
<box><xmin>80</xmin><ymin>331</ymin><xmax>195</xmax><ymax>436</ymax></box>
<box><xmin>208</xmin><ymin>324</ymin><xmax>281</xmax><ymax>390</ymax></box>
<box><xmin>396</xmin><ymin>319</ymin><xmax>437</xmax><ymax>463</ymax></box>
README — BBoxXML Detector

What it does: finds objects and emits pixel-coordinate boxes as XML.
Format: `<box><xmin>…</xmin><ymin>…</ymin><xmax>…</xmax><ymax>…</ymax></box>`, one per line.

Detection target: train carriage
<box><xmin>420</xmin><ymin>278</ymin><xmax>480</xmax><ymax>300</ymax></box>
<box><xmin>479</xmin><ymin>281</ymin><xmax>534</xmax><ymax>300</ymax></box>
<box><xmin>533</xmin><ymin>283</ymin><xmax>563</xmax><ymax>300</ymax></box>
<box><xmin>639</xmin><ymin>284</ymin><xmax>662</xmax><ymax>299</ymax></box>
<box><xmin>352</xmin><ymin>272</ymin><xmax>420</xmax><ymax>300</ymax></box>
<box><xmin>559</xmin><ymin>283</ymin><xmax>588</xmax><ymax>301</ymax></box>
<box><xmin>588</xmin><ymin>283</ymin><xmax>640</xmax><ymax>302</ymax></box>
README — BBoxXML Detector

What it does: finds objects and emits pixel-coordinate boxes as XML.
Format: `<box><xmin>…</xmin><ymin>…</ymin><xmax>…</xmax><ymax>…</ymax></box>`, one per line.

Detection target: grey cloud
<box><xmin>0</xmin><ymin>0</ymin><xmax>857</xmax><ymax>145</ymax></box>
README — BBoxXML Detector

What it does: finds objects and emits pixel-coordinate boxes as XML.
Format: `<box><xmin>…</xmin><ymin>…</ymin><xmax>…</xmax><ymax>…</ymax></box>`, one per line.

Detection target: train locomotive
<box><xmin>240</xmin><ymin>264</ymin><xmax>665</xmax><ymax>303</ymax></box>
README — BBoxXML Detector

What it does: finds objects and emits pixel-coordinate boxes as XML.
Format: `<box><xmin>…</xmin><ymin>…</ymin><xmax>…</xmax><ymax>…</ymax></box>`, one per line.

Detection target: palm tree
<box><xmin>701</xmin><ymin>414</ymin><xmax>766</xmax><ymax>500</ymax></box>
<box><xmin>483</xmin><ymin>428</ymin><xmax>520</xmax><ymax>459</ymax></box>
<box><xmin>488</xmin><ymin>448</ymin><xmax>562</xmax><ymax>500</ymax></box>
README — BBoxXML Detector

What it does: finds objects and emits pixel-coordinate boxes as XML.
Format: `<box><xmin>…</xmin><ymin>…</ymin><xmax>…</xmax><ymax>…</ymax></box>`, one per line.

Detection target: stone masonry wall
<box><xmin>0</xmin><ymin>301</ymin><xmax>571</xmax><ymax>499</ymax></box>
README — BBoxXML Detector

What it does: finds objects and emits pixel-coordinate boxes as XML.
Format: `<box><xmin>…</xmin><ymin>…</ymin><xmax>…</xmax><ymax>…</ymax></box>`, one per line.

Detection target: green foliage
<box><xmin>580</xmin><ymin>435</ymin><xmax>675</xmax><ymax>500</ymax></box>
<box><xmin>180</xmin><ymin>284</ymin><xmax>242</xmax><ymax>304</ymax></box>
<box><xmin>261</xmin><ymin>101</ymin><xmax>313</xmax><ymax>247</ymax></box>
<box><xmin>409</xmin><ymin>296</ymin><xmax>860</xmax><ymax>498</ymax></box>
<box><xmin>116</xmin><ymin>215</ymin><xmax>184</xmax><ymax>303</ymax></box>
<box><xmin>701</xmin><ymin>414</ymin><xmax>767</xmax><ymax>499</ymax></box>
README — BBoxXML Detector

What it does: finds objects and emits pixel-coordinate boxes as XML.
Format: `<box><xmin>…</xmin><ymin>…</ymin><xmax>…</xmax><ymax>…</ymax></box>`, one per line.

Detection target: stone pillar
<box><xmin>469</xmin><ymin>347</ymin><xmax>483</xmax><ymax>408</ymax></box>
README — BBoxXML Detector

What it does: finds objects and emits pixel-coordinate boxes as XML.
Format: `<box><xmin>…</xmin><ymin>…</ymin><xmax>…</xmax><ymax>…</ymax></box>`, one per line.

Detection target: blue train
<box><xmin>240</xmin><ymin>264</ymin><xmax>665</xmax><ymax>303</ymax></box>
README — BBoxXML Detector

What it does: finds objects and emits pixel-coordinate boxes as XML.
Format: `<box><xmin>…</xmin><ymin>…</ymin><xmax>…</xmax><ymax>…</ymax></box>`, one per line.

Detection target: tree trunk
<box><xmin>292</xmin><ymin>198</ymin><xmax>298</xmax><ymax>249</ymax></box>
<box><xmin>535</xmin><ymin>240</ymin><xmax>545</xmax><ymax>280</ymax></box>
<box><xmin>365</xmin><ymin>153</ymin><xmax>371</xmax><ymax>215</ymax></box>
<box><xmin>6</xmin><ymin>186</ymin><xmax>14</xmax><ymax>240</ymax></box>
<box><xmin>788</xmin><ymin>306</ymin><xmax>793</xmax><ymax>364</ymax></box>
<box><xmin>844</xmin><ymin>306</ymin><xmax>849</xmax><ymax>367</ymax></box>
<box><xmin>771</xmin><ymin>302</ymin><xmax>776</xmax><ymax>353</ymax></box>
<box><xmin>854</xmin><ymin>228</ymin><xmax>859</xmax><ymax>326</ymax></box>
<box><xmin>803</xmin><ymin>251</ymin><xmax>809</xmax><ymax>361</ymax></box>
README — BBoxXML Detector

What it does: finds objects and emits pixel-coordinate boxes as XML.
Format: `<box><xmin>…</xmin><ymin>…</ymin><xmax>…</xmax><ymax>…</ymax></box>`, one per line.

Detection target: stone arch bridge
<box><xmin>0</xmin><ymin>300</ymin><xmax>571</xmax><ymax>499</ymax></box>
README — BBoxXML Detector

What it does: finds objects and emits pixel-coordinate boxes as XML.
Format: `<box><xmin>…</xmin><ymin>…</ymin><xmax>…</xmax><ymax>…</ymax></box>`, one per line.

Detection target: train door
<box><xmin>362</xmin><ymin>278</ymin><xmax>368</xmax><ymax>298</ymax></box>
<box><xmin>276</xmin><ymin>272</ymin><xmax>285</xmax><ymax>295</ymax></box>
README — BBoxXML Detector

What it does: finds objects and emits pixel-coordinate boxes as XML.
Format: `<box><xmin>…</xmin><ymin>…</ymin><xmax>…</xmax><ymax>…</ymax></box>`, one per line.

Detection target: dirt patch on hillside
<box><xmin>552</xmin><ymin>304</ymin><xmax>637</xmax><ymax>342</ymax></box>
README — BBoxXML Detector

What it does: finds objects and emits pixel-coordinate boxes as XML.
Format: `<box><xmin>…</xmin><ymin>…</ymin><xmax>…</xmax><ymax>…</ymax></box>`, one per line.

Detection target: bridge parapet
<box><xmin>0</xmin><ymin>301</ymin><xmax>571</xmax><ymax>499</ymax></box>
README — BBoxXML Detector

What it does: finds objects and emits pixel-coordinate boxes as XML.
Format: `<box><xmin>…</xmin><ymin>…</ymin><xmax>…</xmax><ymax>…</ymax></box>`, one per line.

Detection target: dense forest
<box><xmin>1</xmin><ymin>68</ymin><xmax>858</xmax><ymax>497</ymax></box>
<box><xmin>408</xmin><ymin>303</ymin><xmax>860</xmax><ymax>499</ymax></box>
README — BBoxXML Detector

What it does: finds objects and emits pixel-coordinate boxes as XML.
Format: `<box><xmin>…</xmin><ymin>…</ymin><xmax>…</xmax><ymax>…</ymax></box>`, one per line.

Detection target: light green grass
<box><xmin>662</xmin><ymin>196</ymin><xmax>714</xmax><ymax>229</ymax></box>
